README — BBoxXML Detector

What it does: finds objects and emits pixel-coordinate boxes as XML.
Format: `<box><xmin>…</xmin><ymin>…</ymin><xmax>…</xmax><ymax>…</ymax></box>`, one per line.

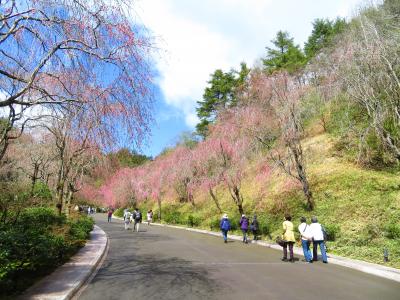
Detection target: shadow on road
<box><xmin>87</xmin><ymin>254</ymin><xmax>220</xmax><ymax>299</ymax></box>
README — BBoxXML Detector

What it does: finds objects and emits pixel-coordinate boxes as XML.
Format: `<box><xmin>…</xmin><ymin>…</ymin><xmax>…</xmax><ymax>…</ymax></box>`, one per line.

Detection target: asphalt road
<box><xmin>78</xmin><ymin>214</ymin><xmax>400</xmax><ymax>300</ymax></box>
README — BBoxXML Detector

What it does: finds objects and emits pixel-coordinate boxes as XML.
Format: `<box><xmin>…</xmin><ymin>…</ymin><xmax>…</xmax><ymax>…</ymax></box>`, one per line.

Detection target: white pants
<box><xmin>124</xmin><ymin>222</ymin><xmax>130</xmax><ymax>230</ymax></box>
<box><xmin>134</xmin><ymin>222</ymin><xmax>140</xmax><ymax>232</ymax></box>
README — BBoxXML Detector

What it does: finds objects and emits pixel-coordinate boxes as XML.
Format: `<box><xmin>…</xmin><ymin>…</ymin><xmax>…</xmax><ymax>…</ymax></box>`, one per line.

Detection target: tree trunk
<box><xmin>30</xmin><ymin>163</ymin><xmax>39</xmax><ymax>196</ymax></box>
<box><xmin>229</xmin><ymin>185</ymin><xmax>244</xmax><ymax>215</ymax></box>
<box><xmin>290</xmin><ymin>143</ymin><xmax>314</xmax><ymax>210</ymax></box>
<box><xmin>63</xmin><ymin>188</ymin><xmax>73</xmax><ymax>218</ymax></box>
<box><xmin>209</xmin><ymin>187</ymin><xmax>222</xmax><ymax>213</ymax></box>
<box><xmin>188</xmin><ymin>193</ymin><xmax>195</xmax><ymax>207</ymax></box>
<box><xmin>237</xmin><ymin>203</ymin><xmax>244</xmax><ymax>216</ymax></box>
<box><xmin>157</xmin><ymin>197</ymin><xmax>162</xmax><ymax>220</ymax></box>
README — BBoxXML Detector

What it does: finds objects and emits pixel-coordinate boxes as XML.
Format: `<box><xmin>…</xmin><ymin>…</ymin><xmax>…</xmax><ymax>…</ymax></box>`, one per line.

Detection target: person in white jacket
<box><xmin>309</xmin><ymin>216</ymin><xmax>328</xmax><ymax>263</ymax></box>
<box><xmin>298</xmin><ymin>217</ymin><xmax>312</xmax><ymax>263</ymax></box>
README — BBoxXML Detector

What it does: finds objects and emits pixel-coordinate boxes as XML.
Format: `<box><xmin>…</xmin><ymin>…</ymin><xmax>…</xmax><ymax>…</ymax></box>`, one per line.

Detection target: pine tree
<box><xmin>304</xmin><ymin>18</ymin><xmax>347</xmax><ymax>60</ymax></box>
<box><xmin>262</xmin><ymin>31</ymin><xmax>305</xmax><ymax>74</ymax></box>
<box><xmin>196</xmin><ymin>63</ymin><xmax>250</xmax><ymax>137</ymax></box>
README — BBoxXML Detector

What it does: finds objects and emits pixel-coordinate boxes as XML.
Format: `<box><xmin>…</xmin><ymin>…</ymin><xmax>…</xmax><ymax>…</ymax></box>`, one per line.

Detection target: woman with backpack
<box><xmin>282</xmin><ymin>214</ymin><xmax>295</xmax><ymax>262</ymax></box>
<box><xmin>239</xmin><ymin>214</ymin><xmax>249</xmax><ymax>244</ymax></box>
<box><xmin>309</xmin><ymin>216</ymin><xmax>328</xmax><ymax>263</ymax></box>
<box><xmin>220</xmin><ymin>214</ymin><xmax>231</xmax><ymax>243</ymax></box>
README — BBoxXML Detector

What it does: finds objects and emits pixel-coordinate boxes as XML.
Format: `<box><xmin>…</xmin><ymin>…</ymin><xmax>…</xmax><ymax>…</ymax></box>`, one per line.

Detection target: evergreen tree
<box><xmin>304</xmin><ymin>18</ymin><xmax>347</xmax><ymax>59</ymax></box>
<box><xmin>262</xmin><ymin>31</ymin><xmax>305</xmax><ymax>74</ymax></box>
<box><xmin>196</xmin><ymin>63</ymin><xmax>250</xmax><ymax>137</ymax></box>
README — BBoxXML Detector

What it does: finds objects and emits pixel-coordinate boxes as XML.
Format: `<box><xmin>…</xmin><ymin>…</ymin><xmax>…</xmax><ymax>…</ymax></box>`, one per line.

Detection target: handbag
<box><xmin>275</xmin><ymin>236</ymin><xmax>286</xmax><ymax>247</ymax></box>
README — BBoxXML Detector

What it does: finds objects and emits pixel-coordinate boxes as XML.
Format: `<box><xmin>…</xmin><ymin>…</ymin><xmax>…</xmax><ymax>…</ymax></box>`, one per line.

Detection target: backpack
<box><xmin>135</xmin><ymin>211</ymin><xmax>142</xmax><ymax>221</ymax></box>
<box><xmin>221</xmin><ymin>219</ymin><xmax>230</xmax><ymax>231</ymax></box>
<box><xmin>321</xmin><ymin>225</ymin><xmax>328</xmax><ymax>241</ymax></box>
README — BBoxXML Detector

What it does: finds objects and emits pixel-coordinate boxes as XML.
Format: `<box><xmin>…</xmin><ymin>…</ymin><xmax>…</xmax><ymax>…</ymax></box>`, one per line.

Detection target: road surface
<box><xmin>77</xmin><ymin>214</ymin><xmax>400</xmax><ymax>300</ymax></box>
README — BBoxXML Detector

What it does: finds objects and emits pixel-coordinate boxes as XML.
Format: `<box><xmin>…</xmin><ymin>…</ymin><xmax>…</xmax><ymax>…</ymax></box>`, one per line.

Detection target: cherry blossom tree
<box><xmin>0</xmin><ymin>0</ymin><xmax>154</xmax><ymax>160</ymax></box>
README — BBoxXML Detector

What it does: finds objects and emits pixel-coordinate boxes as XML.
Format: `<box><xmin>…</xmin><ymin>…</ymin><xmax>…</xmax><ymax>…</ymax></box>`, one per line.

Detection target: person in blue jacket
<box><xmin>220</xmin><ymin>213</ymin><xmax>231</xmax><ymax>243</ymax></box>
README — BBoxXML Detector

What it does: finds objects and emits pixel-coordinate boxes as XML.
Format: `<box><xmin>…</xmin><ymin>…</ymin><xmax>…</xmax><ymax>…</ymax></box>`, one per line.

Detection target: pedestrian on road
<box><xmin>310</xmin><ymin>216</ymin><xmax>328</xmax><ymax>263</ymax></box>
<box><xmin>124</xmin><ymin>211</ymin><xmax>131</xmax><ymax>230</ymax></box>
<box><xmin>123</xmin><ymin>208</ymin><xmax>128</xmax><ymax>221</ymax></box>
<box><xmin>107</xmin><ymin>208</ymin><xmax>113</xmax><ymax>222</ymax></box>
<box><xmin>87</xmin><ymin>206</ymin><xmax>91</xmax><ymax>215</ymax></box>
<box><xmin>298</xmin><ymin>217</ymin><xmax>312</xmax><ymax>263</ymax></box>
<box><xmin>239</xmin><ymin>214</ymin><xmax>249</xmax><ymax>244</ymax></box>
<box><xmin>282</xmin><ymin>214</ymin><xmax>295</xmax><ymax>262</ymax></box>
<box><xmin>220</xmin><ymin>214</ymin><xmax>231</xmax><ymax>243</ymax></box>
<box><xmin>133</xmin><ymin>208</ymin><xmax>142</xmax><ymax>232</ymax></box>
<box><xmin>250</xmin><ymin>214</ymin><xmax>259</xmax><ymax>241</ymax></box>
<box><xmin>147</xmin><ymin>210</ymin><xmax>153</xmax><ymax>225</ymax></box>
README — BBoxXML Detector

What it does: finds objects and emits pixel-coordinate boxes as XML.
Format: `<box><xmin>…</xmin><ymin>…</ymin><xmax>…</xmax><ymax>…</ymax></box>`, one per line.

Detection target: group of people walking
<box><xmin>121</xmin><ymin>209</ymin><xmax>154</xmax><ymax>232</ymax></box>
<box><xmin>123</xmin><ymin>208</ymin><xmax>143</xmax><ymax>232</ymax></box>
<box><xmin>220</xmin><ymin>213</ymin><xmax>260</xmax><ymax>244</ymax></box>
<box><xmin>220</xmin><ymin>213</ymin><xmax>328</xmax><ymax>263</ymax></box>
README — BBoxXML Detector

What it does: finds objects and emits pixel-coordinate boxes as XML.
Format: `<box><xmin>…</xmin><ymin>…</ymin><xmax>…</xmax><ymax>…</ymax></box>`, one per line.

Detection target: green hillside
<box><xmin>139</xmin><ymin>133</ymin><xmax>400</xmax><ymax>268</ymax></box>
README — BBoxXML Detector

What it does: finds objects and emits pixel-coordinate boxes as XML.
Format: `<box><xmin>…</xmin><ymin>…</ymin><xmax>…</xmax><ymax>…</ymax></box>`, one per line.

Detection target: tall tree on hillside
<box><xmin>196</xmin><ymin>63</ymin><xmax>250</xmax><ymax>137</ymax></box>
<box><xmin>249</xmin><ymin>71</ymin><xmax>314</xmax><ymax>210</ymax></box>
<box><xmin>263</xmin><ymin>31</ymin><xmax>306</xmax><ymax>74</ymax></box>
<box><xmin>304</xmin><ymin>18</ymin><xmax>347</xmax><ymax>60</ymax></box>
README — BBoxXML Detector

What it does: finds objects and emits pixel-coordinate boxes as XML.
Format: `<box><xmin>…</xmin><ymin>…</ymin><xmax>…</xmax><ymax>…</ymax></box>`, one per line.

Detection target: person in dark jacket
<box><xmin>220</xmin><ymin>214</ymin><xmax>231</xmax><ymax>243</ymax></box>
<box><xmin>239</xmin><ymin>214</ymin><xmax>249</xmax><ymax>244</ymax></box>
<box><xmin>250</xmin><ymin>214</ymin><xmax>259</xmax><ymax>241</ymax></box>
<box><xmin>132</xmin><ymin>208</ymin><xmax>142</xmax><ymax>232</ymax></box>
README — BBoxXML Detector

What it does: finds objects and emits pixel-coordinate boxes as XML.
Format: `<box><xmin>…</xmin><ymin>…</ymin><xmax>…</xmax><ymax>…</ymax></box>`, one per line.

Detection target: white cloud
<box><xmin>136</xmin><ymin>0</ymin><xmax>362</xmax><ymax>128</ymax></box>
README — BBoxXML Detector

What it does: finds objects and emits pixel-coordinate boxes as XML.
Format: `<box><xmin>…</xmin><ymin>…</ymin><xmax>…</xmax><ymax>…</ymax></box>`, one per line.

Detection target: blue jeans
<box><xmin>222</xmin><ymin>230</ymin><xmax>228</xmax><ymax>242</ymax></box>
<box><xmin>313</xmin><ymin>240</ymin><xmax>328</xmax><ymax>262</ymax></box>
<box><xmin>301</xmin><ymin>239</ymin><xmax>312</xmax><ymax>262</ymax></box>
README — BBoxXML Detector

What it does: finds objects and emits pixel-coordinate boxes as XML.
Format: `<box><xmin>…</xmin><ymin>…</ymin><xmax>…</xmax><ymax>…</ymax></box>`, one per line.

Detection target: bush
<box><xmin>257</xmin><ymin>217</ymin><xmax>271</xmax><ymax>236</ymax></box>
<box><xmin>113</xmin><ymin>207</ymin><xmax>125</xmax><ymax>218</ymax></box>
<box><xmin>324</xmin><ymin>224</ymin><xmax>340</xmax><ymax>241</ymax></box>
<box><xmin>0</xmin><ymin>207</ymin><xmax>94</xmax><ymax>297</ymax></box>
<box><xmin>209</xmin><ymin>216</ymin><xmax>221</xmax><ymax>230</ymax></box>
<box><xmin>384</xmin><ymin>222</ymin><xmax>400</xmax><ymax>239</ymax></box>
<box><xmin>163</xmin><ymin>210</ymin><xmax>184</xmax><ymax>224</ymax></box>
<box><xmin>17</xmin><ymin>207</ymin><xmax>63</xmax><ymax>230</ymax></box>
<box><xmin>32</xmin><ymin>181</ymin><xmax>52</xmax><ymax>200</ymax></box>
<box><xmin>69</xmin><ymin>216</ymin><xmax>94</xmax><ymax>241</ymax></box>
<box><xmin>187</xmin><ymin>214</ymin><xmax>201</xmax><ymax>227</ymax></box>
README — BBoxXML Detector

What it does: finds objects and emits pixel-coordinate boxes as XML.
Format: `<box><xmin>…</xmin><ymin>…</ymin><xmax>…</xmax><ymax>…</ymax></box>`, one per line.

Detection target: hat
<box><xmin>242</xmin><ymin>214</ymin><xmax>246</xmax><ymax>217</ymax></box>
<box><xmin>222</xmin><ymin>213</ymin><xmax>228</xmax><ymax>219</ymax></box>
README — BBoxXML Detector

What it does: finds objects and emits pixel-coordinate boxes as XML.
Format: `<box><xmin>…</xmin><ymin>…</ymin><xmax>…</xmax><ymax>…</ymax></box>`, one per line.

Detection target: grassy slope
<box><xmin>142</xmin><ymin>133</ymin><xmax>400</xmax><ymax>268</ymax></box>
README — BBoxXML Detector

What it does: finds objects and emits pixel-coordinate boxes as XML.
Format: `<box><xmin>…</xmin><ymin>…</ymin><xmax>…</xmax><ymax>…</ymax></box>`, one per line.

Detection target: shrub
<box><xmin>113</xmin><ymin>207</ymin><xmax>125</xmax><ymax>218</ymax></box>
<box><xmin>0</xmin><ymin>207</ymin><xmax>94</xmax><ymax>297</ymax></box>
<box><xmin>69</xmin><ymin>216</ymin><xmax>94</xmax><ymax>241</ymax></box>
<box><xmin>257</xmin><ymin>217</ymin><xmax>271</xmax><ymax>236</ymax></box>
<box><xmin>187</xmin><ymin>214</ymin><xmax>201</xmax><ymax>227</ymax></box>
<box><xmin>17</xmin><ymin>207</ymin><xmax>63</xmax><ymax>230</ymax></box>
<box><xmin>32</xmin><ymin>181</ymin><xmax>52</xmax><ymax>200</ymax></box>
<box><xmin>384</xmin><ymin>222</ymin><xmax>400</xmax><ymax>239</ymax></box>
<box><xmin>209</xmin><ymin>216</ymin><xmax>221</xmax><ymax>230</ymax></box>
<box><xmin>324</xmin><ymin>224</ymin><xmax>340</xmax><ymax>241</ymax></box>
<box><xmin>163</xmin><ymin>210</ymin><xmax>184</xmax><ymax>224</ymax></box>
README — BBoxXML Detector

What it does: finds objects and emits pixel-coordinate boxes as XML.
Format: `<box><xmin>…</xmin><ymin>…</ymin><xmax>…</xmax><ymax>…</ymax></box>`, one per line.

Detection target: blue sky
<box><xmin>136</xmin><ymin>0</ymin><xmax>363</xmax><ymax>157</ymax></box>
